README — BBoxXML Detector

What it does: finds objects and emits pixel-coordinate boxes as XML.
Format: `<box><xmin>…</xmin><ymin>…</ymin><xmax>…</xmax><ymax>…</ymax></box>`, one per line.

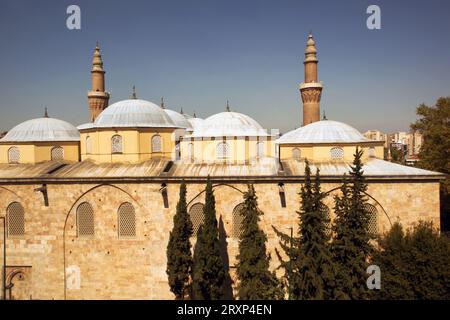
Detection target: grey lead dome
<box><xmin>1</xmin><ymin>117</ymin><xmax>80</xmax><ymax>142</ymax></box>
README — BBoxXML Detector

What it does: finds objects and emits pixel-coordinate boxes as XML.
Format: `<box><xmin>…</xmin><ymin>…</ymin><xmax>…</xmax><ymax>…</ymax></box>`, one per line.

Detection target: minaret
<box><xmin>87</xmin><ymin>42</ymin><xmax>110</xmax><ymax>122</ymax></box>
<box><xmin>300</xmin><ymin>33</ymin><xmax>323</xmax><ymax>126</ymax></box>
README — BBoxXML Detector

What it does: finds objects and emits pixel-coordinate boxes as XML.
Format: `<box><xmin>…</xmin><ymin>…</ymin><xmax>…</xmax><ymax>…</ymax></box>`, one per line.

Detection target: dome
<box><xmin>187</xmin><ymin>117</ymin><xmax>205</xmax><ymax>130</ymax></box>
<box><xmin>277</xmin><ymin>120</ymin><xmax>369</xmax><ymax>144</ymax></box>
<box><xmin>91</xmin><ymin>99</ymin><xmax>177</xmax><ymax>128</ymax></box>
<box><xmin>164</xmin><ymin>109</ymin><xmax>193</xmax><ymax>131</ymax></box>
<box><xmin>1</xmin><ymin>117</ymin><xmax>80</xmax><ymax>142</ymax></box>
<box><xmin>190</xmin><ymin>111</ymin><xmax>269</xmax><ymax>138</ymax></box>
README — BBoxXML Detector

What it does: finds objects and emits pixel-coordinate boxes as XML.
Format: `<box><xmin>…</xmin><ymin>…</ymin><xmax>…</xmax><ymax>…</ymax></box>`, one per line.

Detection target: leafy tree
<box><xmin>373</xmin><ymin>221</ymin><xmax>450</xmax><ymax>299</ymax></box>
<box><xmin>274</xmin><ymin>160</ymin><xmax>339</xmax><ymax>299</ymax></box>
<box><xmin>236</xmin><ymin>185</ymin><xmax>283</xmax><ymax>300</ymax></box>
<box><xmin>411</xmin><ymin>97</ymin><xmax>450</xmax><ymax>232</ymax></box>
<box><xmin>166</xmin><ymin>181</ymin><xmax>193</xmax><ymax>299</ymax></box>
<box><xmin>192</xmin><ymin>177</ymin><xmax>226</xmax><ymax>299</ymax></box>
<box><xmin>331</xmin><ymin>148</ymin><xmax>372</xmax><ymax>299</ymax></box>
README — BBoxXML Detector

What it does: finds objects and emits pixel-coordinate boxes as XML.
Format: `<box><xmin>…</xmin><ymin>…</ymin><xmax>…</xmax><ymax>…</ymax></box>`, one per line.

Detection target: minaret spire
<box><xmin>88</xmin><ymin>42</ymin><xmax>110</xmax><ymax>122</ymax></box>
<box><xmin>300</xmin><ymin>32</ymin><xmax>323</xmax><ymax>126</ymax></box>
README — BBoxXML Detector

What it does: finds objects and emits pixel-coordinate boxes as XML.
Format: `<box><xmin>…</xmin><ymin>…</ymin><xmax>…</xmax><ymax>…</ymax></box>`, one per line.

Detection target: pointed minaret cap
<box><xmin>44</xmin><ymin>107</ymin><xmax>49</xmax><ymax>118</ymax></box>
<box><xmin>226</xmin><ymin>100</ymin><xmax>231</xmax><ymax>112</ymax></box>
<box><xmin>304</xmin><ymin>32</ymin><xmax>318</xmax><ymax>61</ymax></box>
<box><xmin>131</xmin><ymin>85</ymin><xmax>137</xmax><ymax>99</ymax></box>
<box><xmin>160</xmin><ymin>97</ymin><xmax>165</xmax><ymax>109</ymax></box>
<box><xmin>92</xmin><ymin>41</ymin><xmax>104</xmax><ymax>71</ymax></box>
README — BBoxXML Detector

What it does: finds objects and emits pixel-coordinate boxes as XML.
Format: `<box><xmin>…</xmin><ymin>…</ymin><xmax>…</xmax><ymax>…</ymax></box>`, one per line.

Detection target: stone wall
<box><xmin>0</xmin><ymin>179</ymin><xmax>440</xmax><ymax>299</ymax></box>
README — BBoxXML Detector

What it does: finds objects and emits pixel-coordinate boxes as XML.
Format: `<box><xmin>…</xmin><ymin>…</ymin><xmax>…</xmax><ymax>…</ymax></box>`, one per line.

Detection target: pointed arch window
<box><xmin>118</xmin><ymin>202</ymin><xmax>136</xmax><ymax>238</ymax></box>
<box><xmin>232</xmin><ymin>203</ymin><xmax>245</xmax><ymax>238</ymax></box>
<box><xmin>8</xmin><ymin>147</ymin><xmax>20</xmax><ymax>164</ymax></box>
<box><xmin>216</xmin><ymin>142</ymin><xmax>229</xmax><ymax>160</ymax></box>
<box><xmin>292</xmin><ymin>148</ymin><xmax>301</xmax><ymax>160</ymax></box>
<box><xmin>77</xmin><ymin>202</ymin><xmax>94</xmax><ymax>237</ymax></box>
<box><xmin>51</xmin><ymin>146</ymin><xmax>64</xmax><ymax>160</ymax></box>
<box><xmin>256</xmin><ymin>142</ymin><xmax>264</xmax><ymax>158</ymax></box>
<box><xmin>86</xmin><ymin>136</ymin><xmax>92</xmax><ymax>154</ymax></box>
<box><xmin>189</xmin><ymin>203</ymin><xmax>204</xmax><ymax>236</ymax></box>
<box><xmin>188</xmin><ymin>143</ymin><xmax>194</xmax><ymax>161</ymax></box>
<box><xmin>151</xmin><ymin>135</ymin><xmax>162</xmax><ymax>153</ymax></box>
<box><xmin>368</xmin><ymin>147</ymin><xmax>376</xmax><ymax>158</ymax></box>
<box><xmin>7</xmin><ymin>202</ymin><xmax>25</xmax><ymax>237</ymax></box>
<box><xmin>111</xmin><ymin>135</ymin><xmax>123</xmax><ymax>154</ymax></box>
<box><xmin>364</xmin><ymin>203</ymin><xmax>379</xmax><ymax>235</ymax></box>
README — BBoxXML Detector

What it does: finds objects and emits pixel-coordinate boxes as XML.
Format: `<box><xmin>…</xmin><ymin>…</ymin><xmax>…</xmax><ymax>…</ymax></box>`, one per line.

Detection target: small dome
<box><xmin>1</xmin><ymin>117</ymin><xmax>80</xmax><ymax>142</ymax></box>
<box><xmin>277</xmin><ymin>120</ymin><xmax>369</xmax><ymax>144</ymax></box>
<box><xmin>92</xmin><ymin>99</ymin><xmax>177</xmax><ymax>128</ymax></box>
<box><xmin>164</xmin><ymin>109</ymin><xmax>193</xmax><ymax>131</ymax></box>
<box><xmin>190</xmin><ymin>111</ymin><xmax>269</xmax><ymax>138</ymax></box>
<box><xmin>187</xmin><ymin>117</ymin><xmax>205</xmax><ymax>130</ymax></box>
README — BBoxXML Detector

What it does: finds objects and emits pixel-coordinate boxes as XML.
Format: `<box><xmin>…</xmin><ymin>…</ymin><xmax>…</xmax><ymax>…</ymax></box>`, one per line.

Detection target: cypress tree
<box><xmin>192</xmin><ymin>176</ymin><xmax>226</xmax><ymax>299</ymax></box>
<box><xmin>274</xmin><ymin>160</ymin><xmax>339</xmax><ymax>299</ymax></box>
<box><xmin>166</xmin><ymin>181</ymin><xmax>193</xmax><ymax>299</ymax></box>
<box><xmin>331</xmin><ymin>147</ymin><xmax>372</xmax><ymax>299</ymax></box>
<box><xmin>236</xmin><ymin>184</ymin><xmax>283</xmax><ymax>300</ymax></box>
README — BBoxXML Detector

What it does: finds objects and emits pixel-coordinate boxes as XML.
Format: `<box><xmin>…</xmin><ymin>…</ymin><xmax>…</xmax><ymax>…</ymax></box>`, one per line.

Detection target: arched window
<box><xmin>216</xmin><ymin>142</ymin><xmax>229</xmax><ymax>160</ymax></box>
<box><xmin>320</xmin><ymin>204</ymin><xmax>331</xmax><ymax>237</ymax></box>
<box><xmin>8</xmin><ymin>147</ymin><xmax>20</xmax><ymax>164</ymax></box>
<box><xmin>86</xmin><ymin>136</ymin><xmax>92</xmax><ymax>154</ymax></box>
<box><xmin>292</xmin><ymin>148</ymin><xmax>301</xmax><ymax>160</ymax></box>
<box><xmin>189</xmin><ymin>203</ymin><xmax>204</xmax><ymax>236</ymax></box>
<box><xmin>188</xmin><ymin>143</ymin><xmax>194</xmax><ymax>161</ymax></box>
<box><xmin>76</xmin><ymin>202</ymin><xmax>94</xmax><ymax>237</ymax></box>
<box><xmin>256</xmin><ymin>142</ymin><xmax>264</xmax><ymax>158</ymax></box>
<box><xmin>51</xmin><ymin>146</ymin><xmax>64</xmax><ymax>160</ymax></box>
<box><xmin>118</xmin><ymin>202</ymin><xmax>136</xmax><ymax>238</ymax></box>
<box><xmin>151</xmin><ymin>135</ymin><xmax>162</xmax><ymax>153</ymax></box>
<box><xmin>7</xmin><ymin>202</ymin><xmax>25</xmax><ymax>237</ymax></box>
<box><xmin>232</xmin><ymin>203</ymin><xmax>245</xmax><ymax>238</ymax></box>
<box><xmin>111</xmin><ymin>135</ymin><xmax>123</xmax><ymax>154</ymax></box>
<box><xmin>368</xmin><ymin>147</ymin><xmax>376</xmax><ymax>158</ymax></box>
<box><xmin>364</xmin><ymin>203</ymin><xmax>379</xmax><ymax>235</ymax></box>
<box><xmin>330</xmin><ymin>147</ymin><xmax>344</xmax><ymax>160</ymax></box>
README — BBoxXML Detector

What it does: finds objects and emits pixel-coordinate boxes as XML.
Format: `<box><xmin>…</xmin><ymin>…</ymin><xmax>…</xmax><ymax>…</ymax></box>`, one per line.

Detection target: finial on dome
<box><xmin>96</xmin><ymin>41</ymin><xmax>99</xmax><ymax>49</ymax></box>
<box><xmin>322</xmin><ymin>110</ymin><xmax>327</xmax><ymax>120</ymax></box>
<box><xmin>131</xmin><ymin>85</ymin><xmax>137</xmax><ymax>99</ymax></box>
<box><xmin>160</xmin><ymin>97</ymin><xmax>165</xmax><ymax>109</ymax></box>
<box><xmin>193</xmin><ymin>111</ymin><xmax>197</xmax><ymax>118</ymax></box>
<box><xmin>180</xmin><ymin>107</ymin><xmax>184</xmax><ymax>114</ymax></box>
<box><xmin>226</xmin><ymin>100</ymin><xmax>231</xmax><ymax>112</ymax></box>
<box><xmin>44</xmin><ymin>107</ymin><xmax>49</xmax><ymax>118</ymax></box>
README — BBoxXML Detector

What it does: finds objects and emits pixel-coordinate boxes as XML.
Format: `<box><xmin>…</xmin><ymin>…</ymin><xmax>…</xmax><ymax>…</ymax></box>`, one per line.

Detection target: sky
<box><xmin>0</xmin><ymin>0</ymin><xmax>449</xmax><ymax>134</ymax></box>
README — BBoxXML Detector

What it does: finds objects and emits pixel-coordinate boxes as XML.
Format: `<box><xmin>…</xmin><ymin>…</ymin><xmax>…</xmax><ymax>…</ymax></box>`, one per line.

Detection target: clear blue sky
<box><xmin>0</xmin><ymin>0</ymin><xmax>449</xmax><ymax>133</ymax></box>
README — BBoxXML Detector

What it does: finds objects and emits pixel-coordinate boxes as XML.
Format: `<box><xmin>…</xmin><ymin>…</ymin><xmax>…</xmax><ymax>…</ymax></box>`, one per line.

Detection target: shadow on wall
<box><xmin>219</xmin><ymin>216</ymin><xmax>234</xmax><ymax>299</ymax></box>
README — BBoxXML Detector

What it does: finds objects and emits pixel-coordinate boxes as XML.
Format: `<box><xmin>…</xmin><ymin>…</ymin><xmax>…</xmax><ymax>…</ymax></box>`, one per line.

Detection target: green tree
<box><xmin>411</xmin><ymin>97</ymin><xmax>450</xmax><ymax>232</ymax></box>
<box><xmin>192</xmin><ymin>177</ymin><xmax>226</xmax><ymax>299</ymax></box>
<box><xmin>166</xmin><ymin>181</ymin><xmax>193</xmax><ymax>299</ymax></box>
<box><xmin>236</xmin><ymin>185</ymin><xmax>283</xmax><ymax>300</ymax></box>
<box><xmin>373</xmin><ymin>221</ymin><xmax>450</xmax><ymax>299</ymax></box>
<box><xmin>331</xmin><ymin>148</ymin><xmax>372</xmax><ymax>299</ymax></box>
<box><xmin>275</xmin><ymin>160</ymin><xmax>339</xmax><ymax>299</ymax></box>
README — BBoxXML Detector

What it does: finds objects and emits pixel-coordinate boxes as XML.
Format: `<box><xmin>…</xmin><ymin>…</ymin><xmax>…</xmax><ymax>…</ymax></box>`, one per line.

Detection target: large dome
<box><xmin>277</xmin><ymin>120</ymin><xmax>369</xmax><ymax>144</ymax></box>
<box><xmin>89</xmin><ymin>99</ymin><xmax>177</xmax><ymax>128</ymax></box>
<box><xmin>164</xmin><ymin>109</ymin><xmax>193</xmax><ymax>131</ymax></box>
<box><xmin>190</xmin><ymin>111</ymin><xmax>269</xmax><ymax>138</ymax></box>
<box><xmin>1</xmin><ymin>117</ymin><xmax>80</xmax><ymax>142</ymax></box>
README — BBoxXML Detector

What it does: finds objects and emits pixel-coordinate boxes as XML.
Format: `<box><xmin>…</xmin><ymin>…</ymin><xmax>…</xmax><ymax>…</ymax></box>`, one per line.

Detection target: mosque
<box><xmin>0</xmin><ymin>34</ymin><xmax>442</xmax><ymax>300</ymax></box>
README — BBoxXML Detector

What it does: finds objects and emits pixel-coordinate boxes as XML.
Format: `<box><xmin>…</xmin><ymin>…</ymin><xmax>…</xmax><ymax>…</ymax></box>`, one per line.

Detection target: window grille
<box><xmin>111</xmin><ymin>135</ymin><xmax>123</xmax><ymax>154</ymax></box>
<box><xmin>232</xmin><ymin>203</ymin><xmax>245</xmax><ymax>238</ymax></box>
<box><xmin>8</xmin><ymin>147</ymin><xmax>20</xmax><ymax>164</ymax></box>
<box><xmin>7</xmin><ymin>202</ymin><xmax>25</xmax><ymax>237</ymax></box>
<box><xmin>292</xmin><ymin>148</ymin><xmax>301</xmax><ymax>160</ymax></box>
<box><xmin>77</xmin><ymin>202</ymin><xmax>94</xmax><ymax>237</ymax></box>
<box><xmin>364</xmin><ymin>203</ymin><xmax>379</xmax><ymax>235</ymax></box>
<box><xmin>152</xmin><ymin>135</ymin><xmax>162</xmax><ymax>153</ymax></box>
<box><xmin>320</xmin><ymin>204</ymin><xmax>331</xmax><ymax>236</ymax></box>
<box><xmin>330</xmin><ymin>147</ymin><xmax>344</xmax><ymax>160</ymax></box>
<box><xmin>189</xmin><ymin>203</ymin><xmax>204</xmax><ymax>236</ymax></box>
<box><xmin>118</xmin><ymin>202</ymin><xmax>136</xmax><ymax>238</ymax></box>
<box><xmin>51</xmin><ymin>147</ymin><xmax>64</xmax><ymax>160</ymax></box>
<box><xmin>256</xmin><ymin>142</ymin><xmax>264</xmax><ymax>158</ymax></box>
<box><xmin>216</xmin><ymin>142</ymin><xmax>229</xmax><ymax>160</ymax></box>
